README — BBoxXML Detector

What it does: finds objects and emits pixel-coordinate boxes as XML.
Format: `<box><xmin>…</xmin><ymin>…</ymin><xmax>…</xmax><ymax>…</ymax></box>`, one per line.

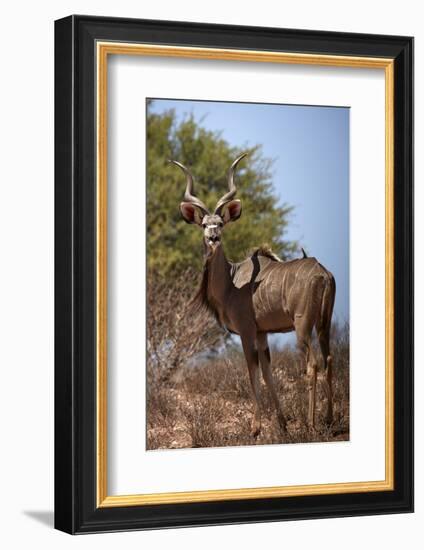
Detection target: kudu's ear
<box><xmin>180</xmin><ymin>202</ymin><xmax>204</xmax><ymax>225</ymax></box>
<box><xmin>222</xmin><ymin>200</ymin><xmax>242</xmax><ymax>224</ymax></box>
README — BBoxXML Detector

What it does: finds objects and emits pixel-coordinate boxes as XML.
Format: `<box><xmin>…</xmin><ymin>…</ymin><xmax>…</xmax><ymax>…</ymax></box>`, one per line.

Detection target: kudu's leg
<box><xmin>295</xmin><ymin>320</ymin><xmax>317</xmax><ymax>429</ymax></box>
<box><xmin>240</xmin><ymin>333</ymin><xmax>262</xmax><ymax>438</ymax></box>
<box><xmin>257</xmin><ymin>333</ymin><xmax>286</xmax><ymax>433</ymax></box>
<box><xmin>318</xmin><ymin>328</ymin><xmax>333</xmax><ymax>425</ymax></box>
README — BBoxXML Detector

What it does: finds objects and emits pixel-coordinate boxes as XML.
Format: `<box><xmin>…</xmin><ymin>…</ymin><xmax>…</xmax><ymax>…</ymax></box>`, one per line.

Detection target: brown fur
<box><xmin>191</xmin><ymin>245</ymin><xmax>281</xmax><ymax>326</ymax></box>
<box><xmin>190</xmin><ymin>258</ymin><xmax>221</xmax><ymax>326</ymax></box>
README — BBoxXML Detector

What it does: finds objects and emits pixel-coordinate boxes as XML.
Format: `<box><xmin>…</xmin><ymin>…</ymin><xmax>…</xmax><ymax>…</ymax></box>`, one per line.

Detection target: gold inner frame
<box><xmin>96</xmin><ymin>42</ymin><xmax>395</xmax><ymax>508</ymax></box>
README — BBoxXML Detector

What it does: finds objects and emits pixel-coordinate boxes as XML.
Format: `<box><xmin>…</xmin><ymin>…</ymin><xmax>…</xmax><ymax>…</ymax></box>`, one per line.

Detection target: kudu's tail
<box><xmin>320</xmin><ymin>272</ymin><xmax>336</xmax><ymax>334</ymax></box>
<box><xmin>316</xmin><ymin>271</ymin><xmax>336</xmax><ymax>371</ymax></box>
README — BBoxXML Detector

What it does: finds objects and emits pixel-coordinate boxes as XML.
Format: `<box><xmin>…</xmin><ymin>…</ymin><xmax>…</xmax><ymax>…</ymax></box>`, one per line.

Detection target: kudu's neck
<box><xmin>205</xmin><ymin>244</ymin><xmax>233</xmax><ymax>305</ymax></box>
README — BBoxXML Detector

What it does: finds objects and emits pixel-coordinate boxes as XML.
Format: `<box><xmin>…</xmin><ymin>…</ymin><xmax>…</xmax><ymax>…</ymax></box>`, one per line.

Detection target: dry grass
<box><xmin>146</xmin><ymin>329</ymin><xmax>350</xmax><ymax>450</ymax></box>
<box><xmin>147</xmin><ymin>268</ymin><xmax>226</xmax><ymax>385</ymax></box>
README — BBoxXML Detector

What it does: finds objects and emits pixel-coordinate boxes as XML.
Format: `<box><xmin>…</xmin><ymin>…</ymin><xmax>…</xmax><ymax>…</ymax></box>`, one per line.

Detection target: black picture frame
<box><xmin>55</xmin><ymin>14</ymin><xmax>414</xmax><ymax>534</ymax></box>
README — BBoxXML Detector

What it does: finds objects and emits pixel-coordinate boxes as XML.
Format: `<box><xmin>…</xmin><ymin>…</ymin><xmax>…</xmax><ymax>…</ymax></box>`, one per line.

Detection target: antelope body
<box><xmin>171</xmin><ymin>154</ymin><xmax>336</xmax><ymax>437</ymax></box>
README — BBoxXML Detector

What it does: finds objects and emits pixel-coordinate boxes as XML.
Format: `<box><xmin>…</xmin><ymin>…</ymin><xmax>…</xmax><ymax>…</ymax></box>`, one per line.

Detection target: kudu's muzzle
<box><xmin>203</xmin><ymin>222</ymin><xmax>222</xmax><ymax>251</ymax></box>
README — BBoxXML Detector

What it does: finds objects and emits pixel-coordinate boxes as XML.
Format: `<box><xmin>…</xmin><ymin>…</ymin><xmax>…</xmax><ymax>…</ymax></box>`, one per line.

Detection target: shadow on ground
<box><xmin>23</xmin><ymin>510</ymin><xmax>54</xmax><ymax>528</ymax></box>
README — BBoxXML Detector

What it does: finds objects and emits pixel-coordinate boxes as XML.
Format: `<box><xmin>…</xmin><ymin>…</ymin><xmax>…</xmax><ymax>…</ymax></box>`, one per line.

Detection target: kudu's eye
<box><xmin>202</xmin><ymin>222</ymin><xmax>207</xmax><ymax>228</ymax></box>
<box><xmin>218</xmin><ymin>221</ymin><xmax>224</xmax><ymax>228</ymax></box>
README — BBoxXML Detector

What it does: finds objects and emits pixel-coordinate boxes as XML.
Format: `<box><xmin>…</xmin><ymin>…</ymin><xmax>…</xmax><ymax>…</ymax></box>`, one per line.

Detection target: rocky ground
<box><xmin>146</xmin><ymin>343</ymin><xmax>350</xmax><ymax>451</ymax></box>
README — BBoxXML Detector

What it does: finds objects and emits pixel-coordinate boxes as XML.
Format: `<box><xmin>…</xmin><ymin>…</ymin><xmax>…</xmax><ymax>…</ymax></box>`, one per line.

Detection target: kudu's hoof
<box><xmin>277</xmin><ymin>414</ymin><xmax>287</xmax><ymax>433</ymax></box>
<box><xmin>325</xmin><ymin>416</ymin><xmax>334</xmax><ymax>428</ymax></box>
<box><xmin>307</xmin><ymin>422</ymin><xmax>316</xmax><ymax>433</ymax></box>
<box><xmin>251</xmin><ymin>424</ymin><xmax>261</xmax><ymax>438</ymax></box>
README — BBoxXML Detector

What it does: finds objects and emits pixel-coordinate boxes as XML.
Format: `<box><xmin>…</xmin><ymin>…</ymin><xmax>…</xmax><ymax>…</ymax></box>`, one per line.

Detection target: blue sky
<box><xmin>149</xmin><ymin>99</ymin><xmax>349</xmax><ymax>325</ymax></box>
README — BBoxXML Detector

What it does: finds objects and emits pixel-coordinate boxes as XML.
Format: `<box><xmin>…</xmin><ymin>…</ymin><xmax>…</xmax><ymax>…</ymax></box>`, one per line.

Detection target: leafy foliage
<box><xmin>146</xmin><ymin>101</ymin><xmax>298</xmax><ymax>276</ymax></box>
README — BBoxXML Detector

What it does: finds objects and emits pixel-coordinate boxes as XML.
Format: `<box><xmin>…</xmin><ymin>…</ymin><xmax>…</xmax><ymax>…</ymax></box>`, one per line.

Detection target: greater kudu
<box><xmin>171</xmin><ymin>154</ymin><xmax>336</xmax><ymax>437</ymax></box>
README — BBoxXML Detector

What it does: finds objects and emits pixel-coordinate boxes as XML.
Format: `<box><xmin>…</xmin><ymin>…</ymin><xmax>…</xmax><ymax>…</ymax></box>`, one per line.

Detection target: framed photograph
<box><xmin>54</xmin><ymin>15</ymin><xmax>413</xmax><ymax>534</ymax></box>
